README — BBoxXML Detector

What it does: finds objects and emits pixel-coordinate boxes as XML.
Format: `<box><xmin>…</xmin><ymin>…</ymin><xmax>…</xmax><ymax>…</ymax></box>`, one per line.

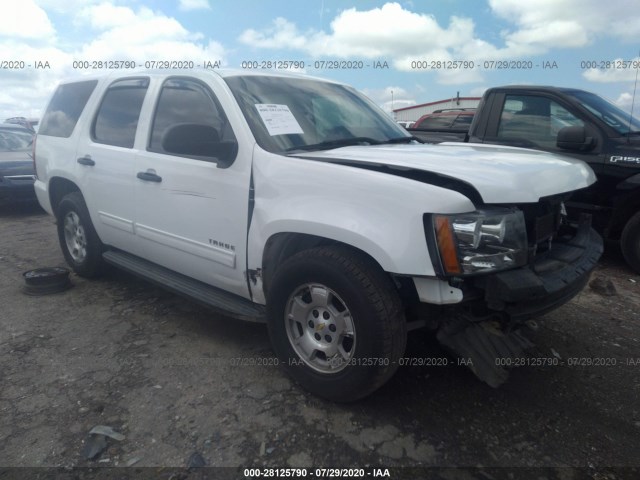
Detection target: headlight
<box><xmin>433</xmin><ymin>209</ymin><xmax>528</xmax><ymax>275</ymax></box>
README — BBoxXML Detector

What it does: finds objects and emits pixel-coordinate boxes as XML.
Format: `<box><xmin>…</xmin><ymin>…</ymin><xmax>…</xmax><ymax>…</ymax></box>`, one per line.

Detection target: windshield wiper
<box><xmin>379</xmin><ymin>136</ymin><xmax>419</xmax><ymax>144</ymax></box>
<box><xmin>285</xmin><ymin>137</ymin><xmax>382</xmax><ymax>152</ymax></box>
<box><xmin>622</xmin><ymin>131</ymin><xmax>640</xmax><ymax>136</ymax></box>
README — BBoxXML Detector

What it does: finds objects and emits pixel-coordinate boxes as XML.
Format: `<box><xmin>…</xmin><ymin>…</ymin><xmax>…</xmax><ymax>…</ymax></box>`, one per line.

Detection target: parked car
<box><xmin>34</xmin><ymin>71</ymin><xmax>602</xmax><ymax>401</ymax></box>
<box><xmin>0</xmin><ymin>123</ymin><xmax>36</xmax><ymax>205</ymax></box>
<box><xmin>412</xmin><ymin>85</ymin><xmax>640</xmax><ymax>274</ymax></box>
<box><xmin>409</xmin><ymin>108</ymin><xmax>476</xmax><ymax>143</ymax></box>
<box><xmin>4</xmin><ymin>116</ymin><xmax>38</xmax><ymax>133</ymax></box>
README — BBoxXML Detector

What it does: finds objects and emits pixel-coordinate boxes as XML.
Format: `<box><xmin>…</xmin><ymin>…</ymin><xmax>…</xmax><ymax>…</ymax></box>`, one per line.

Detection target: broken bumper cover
<box><xmin>436</xmin><ymin>217</ymin><xmax>603</xmax><ymax>388</ymax></box>
<box><xmin>474</xmin><ymin>217</ymin><xmax>603</xmax><ymax>322</ymax></box>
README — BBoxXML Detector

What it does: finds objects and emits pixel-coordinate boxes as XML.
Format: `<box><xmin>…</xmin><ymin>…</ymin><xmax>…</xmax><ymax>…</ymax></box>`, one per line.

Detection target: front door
<box><xmin>134</xmin><ymin>76</ymin><xmax>251</xmax><ymax>298</ymax></box>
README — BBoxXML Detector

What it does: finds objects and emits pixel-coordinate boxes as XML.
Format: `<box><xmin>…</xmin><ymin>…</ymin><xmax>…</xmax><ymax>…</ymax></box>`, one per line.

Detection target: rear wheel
<box><xmin>621</xmin><ymin>211</ymin><xmax>640</xmax><ymax>274</ymax></box>
<box><xmin>56</xmin><ymin>192</ymin><xmax>105</xmax><ymax>278</ymax></box>
<box><xmin>267</xmin><ymin>246</ymin><xmax>406</xmax><ymax>402</ymax></box>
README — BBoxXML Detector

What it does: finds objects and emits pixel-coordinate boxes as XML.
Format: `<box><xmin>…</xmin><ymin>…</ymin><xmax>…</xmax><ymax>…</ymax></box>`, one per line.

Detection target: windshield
<box><xmin>571</xmin><ymin>90</ymin><xmax>640</xmax><ymax>135</ymax></box>
<box><xmin>224</xmin><ymin>75</ymin><xmax>410</xmax><ymax>153</ymax></box>
<box><xmin>0</xmin><ymin>128</ymin><xmax>33</xmax><ymax>152</ymax></box>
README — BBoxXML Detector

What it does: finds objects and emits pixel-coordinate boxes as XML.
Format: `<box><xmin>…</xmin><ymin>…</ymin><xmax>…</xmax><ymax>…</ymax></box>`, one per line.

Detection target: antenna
<box><xmin>627</xmin><ymin>49</ymin><xmax>640</xmax><ymax>143</ymax></box>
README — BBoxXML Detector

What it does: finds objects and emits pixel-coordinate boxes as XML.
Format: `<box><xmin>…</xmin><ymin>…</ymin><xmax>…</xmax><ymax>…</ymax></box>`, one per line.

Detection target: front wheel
<box><xmin>621</xmin><ymin>211</ymin><xmax>640</xmax><ymax>274</ymax></box>
<box><xmin>266</xmin><ymin>246</ymin><xmax>407</xmax><ymax>402</ymax></box>
<box><xmin>56</xmin><ymin>191</ymin><xmax>105</xmax><ymax>278</ymax></box>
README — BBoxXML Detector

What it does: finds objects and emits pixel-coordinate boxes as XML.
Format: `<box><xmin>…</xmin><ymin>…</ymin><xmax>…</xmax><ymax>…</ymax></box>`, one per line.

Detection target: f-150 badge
<box><xmin>609</xmin><ymin>156</ymin><xmax>640</xmax><ymax>164</ymax></box>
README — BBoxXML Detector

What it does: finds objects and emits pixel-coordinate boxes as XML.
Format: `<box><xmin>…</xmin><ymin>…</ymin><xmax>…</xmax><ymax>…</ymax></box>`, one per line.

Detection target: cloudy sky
<box><xmin>1</xmin><ymin>0</ymin><xmax>638</xmax><ymax>118</ymax></box>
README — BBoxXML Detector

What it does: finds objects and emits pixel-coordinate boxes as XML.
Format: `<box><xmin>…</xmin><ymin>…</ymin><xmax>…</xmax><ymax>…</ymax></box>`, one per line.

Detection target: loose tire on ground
<box><xmin>266</xmin><ymin>245</ymin><xmax>407</xmax><ymax>402</ymax></box>
<box><xmin>621</xmin><ymin>211</ymin><xmax>640</xmax><ymax>274</ymax></box>
<box><xmin>56</xmin><ymin>192</ymin><xmax>105</xmax><ymax>278</ymax></box>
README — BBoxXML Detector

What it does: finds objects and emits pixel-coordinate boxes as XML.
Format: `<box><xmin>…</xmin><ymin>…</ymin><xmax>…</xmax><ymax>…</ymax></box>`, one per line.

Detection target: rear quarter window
<box><xmin>39</xmin><ymin>80</ymin><xmax>98</xmax><ymax>137</ymax></box>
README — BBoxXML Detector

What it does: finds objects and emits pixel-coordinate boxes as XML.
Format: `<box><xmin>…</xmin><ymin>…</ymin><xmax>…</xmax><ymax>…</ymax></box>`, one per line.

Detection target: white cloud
<box><xmin>0</xmin><ymin>0</ymin><xmax>55</xmax><ymax>40</ymax></box>
<box><xmin>489</xmin><ymin>0</ymin><xmax>640</xmax><ymax>47</ymax></box>
<box><xmin>34</xmin><ymin>0</ymin><xmax>101</xmax><ymax>14</ymax></box>
<box><xmin>0</xmin><ymin>3</ymin><xmax>227</xmax><ymax>117</ymax></box>
<box><xmin>179</xmin><ymin>0</ymin><xmax>211</xmax><ymax>11</ymax></box>
<box><xmin>73</xmin><ymin>3</ymin><xmax>225</xmax><ymax>64</ymax></box>
<box><xmin>361</xmin><ymin>86</ymin><xmax>415</xmax><ymax>112</ymax></box>
<box><xmin>615</xmin><ymin>92</ymin><xmax>634</xmax><ymax>110</ymax></box>
<box><xmin>239</xmin><ymin>3</ymin><xmax>490</xmax><ymax>84</ymax></box>
<box><xmin>470</xmin><ymin>86</ymin><xmax>489</xmax><ymax>97</ymax></box>
<box><xmin>75</xmin><ymin>3</ymin><xmax>140</xmax><ymax>30</ymax></box>
<box><xmin>240</xmin><ymin>5</ymin><xmax>480</xmax><ymax>59</ymax></box>
<box><xmin>239</xmin><ymin>0</ymin><xmax>640</xmax><ymax>86</ymax></box>
<box><xmin>583</xmin><ymin>58</ymin><xmax>640</xmax><ymax>83</ymax></box>
<box><xmin>0</xmin><ymin>42</ymin><xmax>73</xmax><ymax>117</ymax></box>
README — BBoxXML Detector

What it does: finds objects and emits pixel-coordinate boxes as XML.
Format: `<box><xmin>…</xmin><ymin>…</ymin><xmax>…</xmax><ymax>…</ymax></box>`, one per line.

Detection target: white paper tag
<box><xmin>255</xmin><ymin>104</ymin><xmax>304</xmax><ymax>136</ymax></box>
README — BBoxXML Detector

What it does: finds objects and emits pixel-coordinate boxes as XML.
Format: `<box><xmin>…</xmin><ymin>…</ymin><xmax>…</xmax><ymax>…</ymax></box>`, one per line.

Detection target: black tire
<box><xmin>56</xmin><ymin>191</ymin><xmax>105</xmax><ymax>278</ymax></box>
<box><xmin>621</xmin><ymin>211</ymin><xmax>640</xmax><ymax>274</ymax></box>
<box><xmin>266</xmin><ymin>245</ymin><xmax>407</xmax><ymax>402</ymax></box>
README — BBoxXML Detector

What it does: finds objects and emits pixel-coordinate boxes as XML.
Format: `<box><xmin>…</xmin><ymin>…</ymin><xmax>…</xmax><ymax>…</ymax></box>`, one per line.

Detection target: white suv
<box><xmin>34</xmin><ymin>70</ymin><xmax>602</xmax><ymax>401</ymax></box>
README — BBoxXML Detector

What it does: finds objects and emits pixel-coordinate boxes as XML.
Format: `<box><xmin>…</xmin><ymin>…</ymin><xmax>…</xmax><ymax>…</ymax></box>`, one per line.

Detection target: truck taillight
<box><xmin>32</xmin><ymin>134</ymin><xmax>38</xmax><ymax>179</ymax></box>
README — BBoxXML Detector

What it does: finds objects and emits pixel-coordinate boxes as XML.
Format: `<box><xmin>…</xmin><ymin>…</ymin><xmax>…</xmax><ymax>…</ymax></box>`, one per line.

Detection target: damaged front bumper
<box><xmin>436</xmin><ymin>216</ymin><xmax>603</xmax><ymax>387</ymax></box>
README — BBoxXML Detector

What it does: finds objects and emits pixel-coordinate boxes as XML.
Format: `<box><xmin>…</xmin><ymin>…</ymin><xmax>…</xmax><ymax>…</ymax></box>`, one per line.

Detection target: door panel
<box><xmin>75</xmin><ymin>77</ymin><xmax>149</xmax><ymax>254</ymax></box>
<box><xmin>134</xmin><ymin>77</ymin><xmax>251</xmax><ymax>298</ymax></box>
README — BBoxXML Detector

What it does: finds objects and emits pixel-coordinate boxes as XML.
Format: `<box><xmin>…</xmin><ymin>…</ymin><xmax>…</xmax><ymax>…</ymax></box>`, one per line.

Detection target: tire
<box><xmin>621</xmin><ymin>211</ymin><xmax>640</xmax><ymax>274</ymax></box>
<box><xmin>266</xmin><ymin>245</ymin><xmax>407</xmax><ymax>402</ymax></box>
<box><xmin>56</xmin><ymin>192</ymin><xmax>105</xmax><ymax>278</ymax></box>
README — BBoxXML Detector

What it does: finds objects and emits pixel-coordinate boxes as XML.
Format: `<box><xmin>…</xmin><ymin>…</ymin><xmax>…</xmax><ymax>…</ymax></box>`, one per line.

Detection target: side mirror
<box><xmin>557</xmin><ymin>126</ymin><xmax>595</xmax><ymax>151</ymax></box>
<box><xmin>162</xmin><ymin>123</ymin><xmax>238</xmax><ymax>167</ymax></box>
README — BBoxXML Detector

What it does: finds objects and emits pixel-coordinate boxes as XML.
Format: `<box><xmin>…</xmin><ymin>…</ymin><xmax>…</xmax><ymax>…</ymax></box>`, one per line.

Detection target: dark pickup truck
<box><xmin>411</xmin><ymin>85</ymin><xmax>640</xmax><ymax>273</ymax></box>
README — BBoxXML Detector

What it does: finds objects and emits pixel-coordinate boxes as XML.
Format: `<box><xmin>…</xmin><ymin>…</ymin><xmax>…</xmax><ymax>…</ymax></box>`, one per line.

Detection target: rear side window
<box><xmin>148</xmin><ymin>77</ymin><xmax>236</xmax><ymax>164</ymax></box>
<box><xmin>415</xmin><ymin>115</ymin><xmax>454</xmax><ymax>130</ymax></box>
<box><xmin>39</xmin><ymin>80</ymin><xmax>97</xmax><ymax>137</ymax></box>
<box><xmin>451</xmin><ymin>114</ymin><xmax>473</xmax><ymax>129</ymax></box>
<box><xmin>92</xmin><ymin>78</ymin><xmax>149</xmax><ymax>148</ymax></box>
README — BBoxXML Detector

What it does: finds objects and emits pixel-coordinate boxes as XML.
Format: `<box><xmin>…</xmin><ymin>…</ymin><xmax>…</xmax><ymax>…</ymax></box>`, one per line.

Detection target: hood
<box><xmin>292</xmin><ymin>142</ymin><xmax>595</xmax><ymax>204</ymax></box>
<box><xmin>0</xmin><ymin>151</ymin><xmax>33</xmax><ymax>176</ymax></box>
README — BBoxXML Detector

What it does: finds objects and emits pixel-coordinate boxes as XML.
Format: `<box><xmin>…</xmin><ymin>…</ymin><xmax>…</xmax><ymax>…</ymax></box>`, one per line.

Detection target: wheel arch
<box><xmin>607</xmin><ymin>193</ymin><xmax>640</xmax><ymax>240</ymax></box>
<box><xmin>259</xmin><ymin>232</ymin><xmax>418</xmax><ymax>304</ymax></box>
<box><xmin>49</xmin><ymin>176</ymin><xmax>81</xmax><ymax>218</ymax></box>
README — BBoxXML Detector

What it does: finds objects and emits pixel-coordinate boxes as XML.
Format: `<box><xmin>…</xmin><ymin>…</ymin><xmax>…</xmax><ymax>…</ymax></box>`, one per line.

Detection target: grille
<box><xmin>516</xmin><ymin>193</ymin><xmax>570</xmax><ymax>259</ymax></box>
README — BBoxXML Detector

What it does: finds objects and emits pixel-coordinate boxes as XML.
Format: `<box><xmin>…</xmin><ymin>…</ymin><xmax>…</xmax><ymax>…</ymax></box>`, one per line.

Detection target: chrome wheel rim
<box><xmin>284</xmin><ymin>283</ymin><xmax>356</xmax><ymax>373</ymax></box>
<box><xmin>63</xmin><ymin>212</ymin><xmax>87</xmax><ymax>263</ymax></box>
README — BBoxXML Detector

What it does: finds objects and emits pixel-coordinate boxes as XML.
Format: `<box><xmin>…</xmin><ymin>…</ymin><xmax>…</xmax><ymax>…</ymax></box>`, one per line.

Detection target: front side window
<box><xmin>39</xmin><ymin>80</ymin><xmax>98</xmax><ymax>138</ymax></box>
<box><xmin>148</xmin><ymin>78</ymin><xmax>236</xmax><ymax>163</ymax></box>
<box><xmin>92</xmin><ymin>78</ymin><xmax>149</xmax><ymax>148</ymax></box>
<box><xmin>497</xmin><ymin>94</ymin><xmax>584</xmax><ymax>149</ymax></box>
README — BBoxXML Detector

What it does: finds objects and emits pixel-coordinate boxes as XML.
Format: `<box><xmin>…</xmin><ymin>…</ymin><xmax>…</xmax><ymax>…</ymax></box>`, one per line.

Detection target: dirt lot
<box><xmin>1</xmin><ymin>203</ymin><xmax>639</xmax><ymax>478</ymax></box>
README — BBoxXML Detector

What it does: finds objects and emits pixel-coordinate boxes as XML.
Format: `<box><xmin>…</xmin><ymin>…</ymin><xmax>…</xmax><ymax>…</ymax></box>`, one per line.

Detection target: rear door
<box><xmin>74</xmin><ymin>77</ymin><xmax>150</xmax><ymax>254</ymax></box>
<box><xmin>134</xmin><ymin>76</ymin><xmax>252</xmax><ymax>298</ymax></box>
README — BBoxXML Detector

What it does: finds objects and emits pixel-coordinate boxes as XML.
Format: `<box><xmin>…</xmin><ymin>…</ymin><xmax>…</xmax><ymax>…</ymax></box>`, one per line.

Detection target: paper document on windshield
<box><xmin>255</xmin><ymin>104</ymin><xmax>304</xmax><ymax>136</ymax></box>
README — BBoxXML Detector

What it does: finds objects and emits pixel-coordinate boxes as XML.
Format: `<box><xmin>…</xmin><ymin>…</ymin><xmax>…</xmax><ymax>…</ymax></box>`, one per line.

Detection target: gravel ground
<box><xmin>1</xmin><ymin>203</ymin><xmax>639</xmax><ymax>479</ymax></box>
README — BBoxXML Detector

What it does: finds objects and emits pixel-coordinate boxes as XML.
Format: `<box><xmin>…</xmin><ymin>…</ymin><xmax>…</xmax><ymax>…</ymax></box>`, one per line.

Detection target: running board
<box><xmin>103</xmin><ymin>250</ymin><xmax>266</xmax><ymax>323</ymax></box>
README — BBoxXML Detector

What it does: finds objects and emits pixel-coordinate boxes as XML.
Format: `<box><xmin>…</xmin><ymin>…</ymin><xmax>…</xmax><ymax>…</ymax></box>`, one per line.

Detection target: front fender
<box><xmin>247</xmin><ymin>148</ymin><xmax>475</xmax><ymax>294</ymax></box>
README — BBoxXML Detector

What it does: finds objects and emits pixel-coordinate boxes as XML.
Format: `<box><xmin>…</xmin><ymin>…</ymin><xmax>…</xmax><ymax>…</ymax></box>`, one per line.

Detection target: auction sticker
<box><xmin>255</xmin><ymin>104</ymin><xmax>303</xmax><ymax>136</ymax></box>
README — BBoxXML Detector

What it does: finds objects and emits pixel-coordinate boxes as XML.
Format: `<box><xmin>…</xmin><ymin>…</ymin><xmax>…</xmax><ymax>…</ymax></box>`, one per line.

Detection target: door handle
<box><xmin>137</xmin><ymin>171</ymin><xmax>162</xmax><ymax>183</ymax></box>
<box><xmin>77</xmin><ymin>156</ymin><xmax>95</xmax><ymax>166</ymax></box>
